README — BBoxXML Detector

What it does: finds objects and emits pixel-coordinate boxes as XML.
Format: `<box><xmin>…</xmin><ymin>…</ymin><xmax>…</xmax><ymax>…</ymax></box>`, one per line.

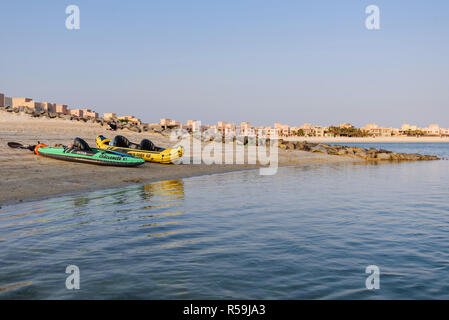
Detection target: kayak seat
<box><xmin>140</xmin><ymin>139</ymin><xmax>156</xmax><ymax>151</ymax></box>
<box><xmin>73</xmin><ymin>137</ymin><xmax>92</xmax><ymax>151</ymax></box>
<box><xmin>141</xmin><ymin>139</ymin><xmax>165</xmax><ymax>152</ymax></box>
<box><xmin>113</xmin><ymin>135</ymin><xmax>163</xmax><ymax>151</ymax></box>
<box><xmin>113</xmin><ymin>135</ymin><xmax>140</xmax><ymax>149</ymax></box>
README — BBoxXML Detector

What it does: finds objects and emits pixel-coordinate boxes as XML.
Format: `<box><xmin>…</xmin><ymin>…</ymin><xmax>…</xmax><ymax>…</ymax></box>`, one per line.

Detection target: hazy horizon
<box><xmin>1</xmin><ymin>0</ymin><xmax>448</xmax><ymax>128</ymax></box>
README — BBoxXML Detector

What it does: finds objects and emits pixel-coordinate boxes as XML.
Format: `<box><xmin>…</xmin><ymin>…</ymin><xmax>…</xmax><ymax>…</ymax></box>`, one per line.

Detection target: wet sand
<box><xmin>0</xmin><ymin>112</ymin><xmax>361</xmax><ymax>206</ymax></box>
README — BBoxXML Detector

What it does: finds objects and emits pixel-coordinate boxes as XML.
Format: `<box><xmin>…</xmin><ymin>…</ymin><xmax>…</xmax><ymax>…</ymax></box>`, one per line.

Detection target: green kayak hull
<box><xmin>37</xmin><ymin>146</ymin><xmax>145</xmax><ymax>167</ymax></box>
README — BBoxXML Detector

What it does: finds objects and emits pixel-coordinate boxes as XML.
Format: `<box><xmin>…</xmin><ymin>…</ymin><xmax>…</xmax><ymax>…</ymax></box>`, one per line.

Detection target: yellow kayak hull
<box><xmin>96</xmin><ymin>136</ymin><xmax>183</xmax><ymax>164</ymax></box>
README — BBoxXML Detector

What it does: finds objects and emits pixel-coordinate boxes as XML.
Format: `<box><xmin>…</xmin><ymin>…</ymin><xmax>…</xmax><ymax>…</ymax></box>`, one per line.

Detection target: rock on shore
<box><xmin>278</xmin><ymin>140</ymin><xmax>440</xmax><ymax>161</ymax></box>
<box><xmin>0</xmin><ymin>106</ymin><xmax>174</xmax><ymax>136</ymax></box>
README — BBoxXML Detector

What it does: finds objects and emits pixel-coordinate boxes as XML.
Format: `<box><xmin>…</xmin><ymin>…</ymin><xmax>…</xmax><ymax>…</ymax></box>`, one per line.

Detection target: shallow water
<box><xmin>1</xmin><ymin>143</ymin><xmax>449</xmax><ymax>299</ymax></box>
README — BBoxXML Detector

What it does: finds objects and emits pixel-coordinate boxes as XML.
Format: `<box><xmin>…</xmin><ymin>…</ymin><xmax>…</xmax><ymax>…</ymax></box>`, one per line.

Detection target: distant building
<box><xmin>362</xmin><ymin>123</ymin><xmax>379</xmax><ymax>131</ymax></box>
<box><xmin>425</xmin><ymin>124</ymin><xmax>440</xmax><ymax>136</ymax></box>
<box><xmin>0</xmin><ymin>93</ymin><xmax>4</xmax><ymax>107</ymax></box>
<box><xmin>70</xmin><ymin>109</ymin><xmax>84</xmax><ymax>118</ymax></box>
<box><xmin>185</xmin><ymin>120</ymin><xmax>200</xmax><ymax>132</ymax></box>
<box><xmin>274</xmin><ymin>123</ymin><xmax>290</xmax><ymax>136</ymax></box>
<box><xmin>256</xmin><ymin>127</ymin><xmax>266</xmax><ymax>137</ymax></box>
<box><xmin>208</xmin><ymin>125</ymin><xmax>218</xmax><ymax>134</ymax></box>
<box><xmin>313</xmin><ymin>126</ymin><xmax>326</xmax><ymax>137</ymax></box>
<box><xmin>169</xmin><ymin>119</ymin><xmax>182</xmax><ymax>128</ymax></box>
<box><xmin>11</xmin><ymin>97</ymin><xmax>35</xmax><ymax>110</ymax></box>
<box><xmin>225</xmin><ymin>123</ymin><xmax>236</xmax><ymax>136</ymax></box>
<box><xmin>300</xmin><ymin>123</ymin><xmax>314</xmax><ymax>136</ymax></box>
<box><xmin>240</xmin><ymin>121</ymin><xmax>251</xmax><ymax>131</ymax></box>
<box><xmin>159</xmin><ymin>118</ymin><xmax>181</xmax><ymax>128</ymax></box>
<box><xmin>440</xmin><ymin>128</ymin><xmax>449</xmax><ymax>136</ymax></box>
<box><xmin>186</xmin><ymin>120</ymin><xmax>201</xmax><ymax>132</ymax></box>
<box><xmin>4</xmin><ymin>97</ymin><xmax>12</xmax><ymax>107</ymax></box>
<box><xmin>216</xmin><ymin>121</ymin><xmax>228</xmax><ymax>134</ymax></box>
<box><xmin>56</xmin><ymin>104</ymin><xmax>68</xmax><ymax>114</ymax></box>
<box><xmin>401</xmin><ymin>124</ymin><xmax>418</xmax><ymax>131</ymax></box>
<box><xmin>160</xmin><ymin>118</ymin><xmax>171</xmax><ymax>127</ymax></box>
<box><xmin>339</xmin><ymin>123</ymin><xmax>353</xmax><ymax>129</ymax></box>
<box><xmin>216</xmin><ymin>121</ymin><xmax>236</xmax><ymax>135</ymax></box>
<box><xmin>118</xmin><ymin>115</ymin><xmax>141</xmax><ymax>124</ymax></box>
<box><xmin>104</xmin><ymin>113</ymin><xmax>117</xmax><ymax>121</ymax></box>
<box><xmin>264</xmin><ymin>127</ymin><xmax>280</xmax><ymax>137</ymax></box>
<box><xmin>35</xmin><ymin>102</ymin><xmax>56</xmax><ymax>113</ymax></box>
<box><xmin>81</xmin><ymin>109</ymin><xmax>99</xmax><ymax>119</ymax></box>
<box><xmin>240</xmin><ymin>122</ymin><xmax>256</xmax><ymax>136</ymax></box>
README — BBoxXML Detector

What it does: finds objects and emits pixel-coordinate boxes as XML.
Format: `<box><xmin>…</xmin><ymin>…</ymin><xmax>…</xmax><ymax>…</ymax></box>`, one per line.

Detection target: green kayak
<box><xmin>36</xmin><ymin>145</ymin><xmax>145</xmax><ymax>167</ymax></box>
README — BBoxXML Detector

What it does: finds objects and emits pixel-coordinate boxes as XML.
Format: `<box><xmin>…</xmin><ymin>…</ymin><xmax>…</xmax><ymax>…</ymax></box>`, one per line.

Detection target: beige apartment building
<box><xmin>440</xmin><ymin>128</ymin><xmax>449</xmax><ymax>136</ymax></box>
<box><xmin>300</xmin><ymin>123</ymin><xmax>314</xmax><ymax>136</ymax></box>
<box><xmin>274</xmin><ymin>123</ymin><xmax>290</xmax><ymax>136</ymax></box>
<box><xmin>256</xmin><ymin>127</ymin><xmax>267</xmax><ymax>137</ymax></box>
<box><xmin>81</xmin><ymin>109</ymin><xmax>99</xmax><ymax>119</ymax></box>
<box><xmin>186</xmin><ymin>120</ymin><xmax>201</xmax><ymax>132</ymax></box>
<box><xmin>264</xmin><ymin>127</ymin><xmax>280</xmax><ymax>137</ymax></box>
<box><xmin>401</xmin><ymin>124</ymin><xmax>418</xmax><ymax>132</ymax></box>
<box><xmin>160</xmin><ymin>118</ymin><xmax>182</xmax><ymax>128</ymax></box>
<box><xmin>339</xmin><ymin>123</ymin><xmax>353</xmax><ymax>129</ymax></box>
<box><xmin>118</xmin><ymin>115</ymin><xmax>141</xmax><ymax>124</ymax></box>
<box><xmin>216</xmin><ymin>121</ymin><xmax>228</xmax><ymax>134</ymax></box>
<box><xmin>241</xmin><ymin>126</ymin><xmax>256</xmax><ymax>136</ymax></box>
<box><xmin>240</xmin><ymin>121</ymin><xmax>251</xmax><ymax>130</ymax></box>
<box><xmin>11</xmin><ymin>97</ymin><xmax>35</xmax><ymax>110</ymax></box>
<box><xmin>313</xmin><ymin>126</ymin><xmax>326</xmax><ymax>137</ymax></box>
<box><xmin>224</xmin><ymin>124</ymin><xmax>236</xmax><ymax>135</ymax></box>
<box><xmin>362</xmin><ymin>123</ymin><xmax>378</xmax><ymax>131</ymax></box>
<box><xmin>56</xmin><ymin>104</ymin><xmax>68</xmax><ymax>114</ymax></box>
<box><xmin>215</xmin><ymin>121</ymin><xmax>236</xmax><ymax>135</ymax></box>
<box><xmin>362</xmin><ymin>124</ymin><xmax>394</xmax><ymax>137</ymax></box>
<box><xmin>160</xmin><ymin>118</ymin><xmax>171</xmax><ymax>127</ymax></box>
<box><xmin>70</xmin><ymin>109</ymin><xmax>84</xmax><ymax>118</ymax></box>
<box><xmin>170</xmin><ymin>120</ymin><xmax>182</xmax><ymax>128</ymax></box>
<box><xmin>35</xmin><ymin>102</ymin><xmax>56</xmax><ymax>113</ymax></box>
<box><xmin>104</xmin><ymin>113</ymin><xmax>117</xmax><ymax>121</ymax></box>
<box><xmin>240</xmin><ymin>122</ymin><xmax>256</xmax><ymax>136</ymax></box>
<box><xmin>424</xmin><ymin>124</ymin><xmax>440</xmax><ymax>136</ymax></box>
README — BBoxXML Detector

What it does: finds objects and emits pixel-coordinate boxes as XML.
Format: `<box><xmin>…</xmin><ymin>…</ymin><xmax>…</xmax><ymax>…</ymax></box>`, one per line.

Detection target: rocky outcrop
<box><xmin>0</xmin><ymin>106</ymin><xmax>155</xmax><ymax>135</ymax></box>
<box><xmin>278</xmin><ymin>140</ymin><xmax>440</xmax><ymax>161</ymax></box>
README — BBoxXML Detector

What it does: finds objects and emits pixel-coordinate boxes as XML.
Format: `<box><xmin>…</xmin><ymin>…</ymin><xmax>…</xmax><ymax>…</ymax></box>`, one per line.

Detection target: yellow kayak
<box><xmin>96</xmin><ymin>135</ymin><xmax>183</xmax><ymax>164</ymax></box>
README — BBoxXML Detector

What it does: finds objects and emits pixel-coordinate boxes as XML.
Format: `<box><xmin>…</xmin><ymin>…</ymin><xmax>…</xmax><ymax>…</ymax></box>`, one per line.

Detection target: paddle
<box><xmin>7</xmin><ymin>142</ymin><xmax>37</xmax><ymax>151</ymax></box>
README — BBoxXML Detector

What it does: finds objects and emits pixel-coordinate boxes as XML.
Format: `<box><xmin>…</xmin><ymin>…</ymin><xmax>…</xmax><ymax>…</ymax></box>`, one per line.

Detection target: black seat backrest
<box><xmin>113</xmin><ymin>135</ymin><xmax>131</xmax><ymax>148</ymax></box>
<box><xmin>73</xmin><ymin>138</ymin><xmax>92</xmax><ymax>151</ymax></box>
<box><xmin>140</xmin><ymin>139</ymin><xmax>156</xmax><ymax>151</ymax></box>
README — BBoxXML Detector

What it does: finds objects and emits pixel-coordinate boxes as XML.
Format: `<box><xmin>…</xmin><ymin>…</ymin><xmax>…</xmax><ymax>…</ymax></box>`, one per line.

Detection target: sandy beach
<box><xmin>0</xmin><ymin>112</ymin><xmax>360</xmax><ymax>206</ymax></box>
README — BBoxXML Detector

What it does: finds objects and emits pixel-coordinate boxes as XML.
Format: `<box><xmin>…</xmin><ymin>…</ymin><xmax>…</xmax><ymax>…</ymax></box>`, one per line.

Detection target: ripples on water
<box><xmin>1</xmin><ymin>144</ymin><xmax>449</xmax><ymax>299</ymax></box>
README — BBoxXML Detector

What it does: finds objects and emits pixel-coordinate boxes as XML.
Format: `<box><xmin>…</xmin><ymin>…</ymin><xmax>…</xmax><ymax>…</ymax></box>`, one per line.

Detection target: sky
<box><xmin>1</xmin><ymin>0</ymin><xmax>448</xmax><ymax>128</ymax></box>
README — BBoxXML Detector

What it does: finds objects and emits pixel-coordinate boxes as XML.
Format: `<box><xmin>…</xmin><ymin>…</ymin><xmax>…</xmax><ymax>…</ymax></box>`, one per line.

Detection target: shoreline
<box><xmin>3</xmin><ymin>112</ymin><xmax>443</xmax><ymax>207</ymax></box>
<box><xmin>0</xmin><ymin>160</ymin><xmax>360</xmax><ymax>208</ymax></box>
<box><xmin>0</xmin><ymin>165</ymin><xmax>260</xmax><ymax>208</ymax></box>
<box><xmin>0</xmin><ymin>112</ymin><xmax>362</xmax><ymax>207</ymax></box>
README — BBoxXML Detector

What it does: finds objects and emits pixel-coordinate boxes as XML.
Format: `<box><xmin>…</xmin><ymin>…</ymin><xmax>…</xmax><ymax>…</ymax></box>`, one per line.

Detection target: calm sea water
<box><xmin>1</xmin><ymin>143</ymin><xmax>449</xmax><ymax>299</ymax></box>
